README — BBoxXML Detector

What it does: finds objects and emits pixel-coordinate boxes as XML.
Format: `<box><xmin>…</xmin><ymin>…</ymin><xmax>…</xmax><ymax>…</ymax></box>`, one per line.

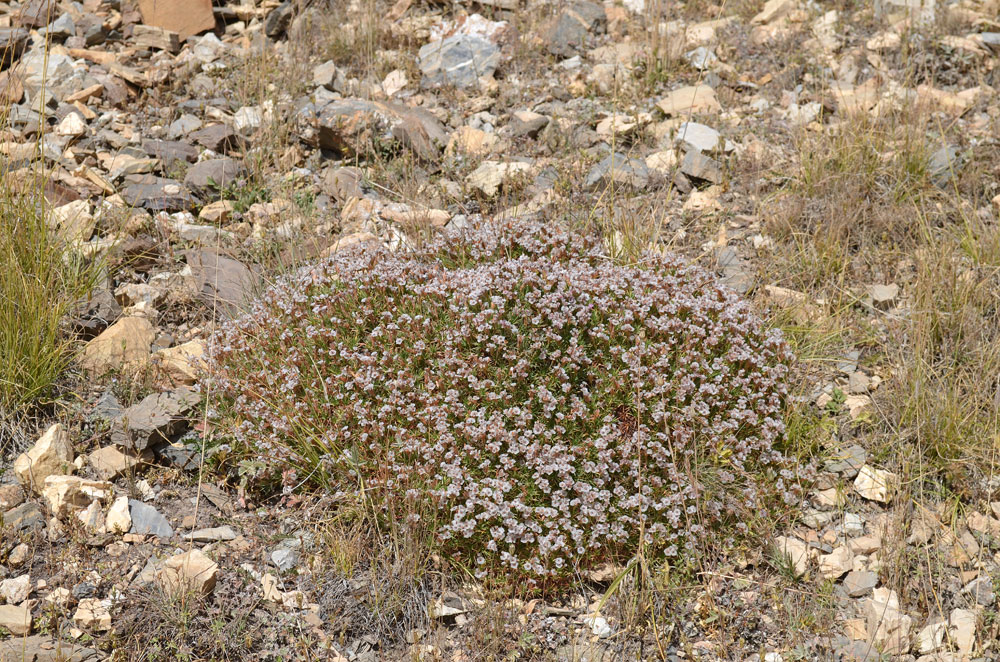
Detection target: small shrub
<box><xmin>209</xmin><ymin>221</ymin><xmax>798</xmax><ymax>582</ymax></box>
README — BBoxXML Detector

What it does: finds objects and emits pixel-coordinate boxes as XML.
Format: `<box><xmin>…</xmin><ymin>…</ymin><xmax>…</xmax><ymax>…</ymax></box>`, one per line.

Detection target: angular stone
<box><xmin>676</xmin><ymin>122</ymin><xmax>720</xmax><ymax>152</ymax></box>
<box><xmin>184</xmin><ymin>158</ymin><xmax>246</xmax><ymax>198</ymax></box>
<box><xmin>446</xmin><ymin>126</ymin><xmax>499</xmax><ymax>156</ymax></box>
<box><xmin>128</xmin><ymin>500</ymin><xmax>173</xmax><ymax>538</ymax></box>
<box><xmin>88</xmin><ymin>445</ymin><xmax>145</xmax><ymax>480</ymax></box>
<box><xmin>111</xmin><ymin>387</ymin><xmax>199</xmax><ymax>452</ymax></box>
<box><xmin>142</xmin><ymin>139</ymin><xmax>199</xmax><ymax>166</ymax></box>
<box><xmin>854</xmin><ymin>465</ymin><xmax>896</xmax><ymax>503</ymax></box>
<box><xmin>121</xmin><ymin>176</ymin><xmax>196</xmax><ymax>212</ymax></box>
<box><xmin>41</xmin><ymin>476</ymin><xmax>112</xmax><ymax>519</ymax></box>
<box><xmin>0</xmin><ymin>604</ymin><xmax>32</xmax><ymax>635</ymax></box>
<box><xmin>418</xmin><ymin>35</ymin><xmax>500</xmax><ymax>89</ymax></box>
<box><xmin>316</xmin><ymin>99</ymin><xmax>447</xmax><ymax>162</ymax></box>
<box><xmin>152</xmin><ymin>340</ymin><xmax>207</xmax><ymax>385</ymax></box>
<box><xmin>137</xmin><ymin>0</ymin><xmax>215</xmax><ymax>39</ymax></box>
<box><xmin>48</xmin><ymin>199</ymin><xmax>95</xmax><ymax>243</ymax></box>
<box><xmin>0</xmin><ymin>574</ymin><xmax>31</xmax><ymax>603</ymax></box>
<box><xmin>188</xmin><ymin>124</ymin><xmax>244</xmax><ymax>153</ymax></box>
<box><xmin>843</xmin><ymin>570</ymin><xmax>878</xmax><ymax>597</ymax></box>
<box><xmin>916</xmin><ymin>619</ymin><xmax>947</xmax><ymax>654</ymax></box>
<box><xmin>466</xmin><ymin>160</ymin><xmax>532</xmax><ymax>197</ymax></box>
<box><xmin>73</xmin><ymin>597</ymin><xmax>111</xmax><ymax>630</ymax></box>
<box><xmin>865</xmin><ymin>587</ymin><xmax>911</xmax><ymax>656</ymax></box>
<box><xmin>184</xmin><ymin>525</ymin><xmax>237</xmax><ymax>542</ymax></box>
<box><xmin>0</xmin><ymin>635</ymin><xmax>102</xmax><ymax>662</ymax></box>
<box><xmin>264</xmin><ymin>1</ymin><xmax>294</xmax><ymax>38</ymax></box>
<box><xmin>71</xmin><ymin>288</ymin><xmax>122</xmax><ymax>339</ymax></box>
<box><xmin>584</xmin><ymin>153</ymin><xmax>649</xmax><ymax>190</ymax></box>
<box><xmin>184</xmin><ymin>249</ymin><xmax>258</xmax><ymax>318</ymax></box>
<box><xmin>198</xmin><ymin>200</ymin><xmax>234</xmax><ymax>224</ymax></box>
<box><xmin>680</xmin><ymin>150</ymin><xmax>722</xmax><ymax>183</ymax></box>
<box><xmin>949</xmin><ymin>608</ymin><xmax>976</xmax><ymax>654</ymax></box>
<box><xmin>657</xmin><ymin>85</ymin><xmax>722</xmax><ymax>116</ymax></box>
<box><xmin>825</xmin><ymin>444</ymin><xmax>867</xmax><ymax>476</ymax></box>
<box><xmin>508</xmin><ymin>110</ymin><xmax>550</xmax><ymax>138</ymax></box>
<box><xmin>13</xmin><ymin>424</ymin><xmax>75</xmax><ymax>493</ymax></box>
<box><xmin>774</xmin><ymin>536</ymin><xmax>811</xmax><ymax>575</ymax></box>
<box><xmin>0</xmin><ymin>484</ymin><xmax>25</xmax><ymax>510</ymax></box>
<box><xmin>819</xmin><ymin>545</ymin><xmax>852</xmax><ymax>579</ymax></box>
<box><xmin>106</xmin><ymin>495</ymin><xmax>131</xmax><ymax>534</ymax></box>
<box><xmin>158</xmin><ymin>549</ymin><xmax>218</xmax><ymax>596</ymax></box>
<box><xmin>545</xmin><ymin>1</ymin><xmax>607</xmax><ymax>57</ymax></box>
<box><xmin>3</xmin><ymin>502</ymin><xmax>45</xmax><ymax>533</ymax></box>
<box><xmin>960</xmin><ymin>575</ymin><xmax>994</xmax><ymax>607</ymax></box>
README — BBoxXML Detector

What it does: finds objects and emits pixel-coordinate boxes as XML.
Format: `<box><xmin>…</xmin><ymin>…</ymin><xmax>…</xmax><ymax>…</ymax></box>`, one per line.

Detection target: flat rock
<box><xmin>466</xmin><ymin>160</ymin><xmax>532</xmax><ymax>196</ymax></box>
<box><xmin>184</xmin><ymin>158</ymin><xmax>246</xmax><ymax>197</ymax></box>
<box><xmin>1</xmin><ymin>574</ymin><xmax>31</xmax><ymax>603</ymax></box>
<box><xmin>316</xmin><ymin>98</ymin><xmax>447</xmax><ymax>162</ymax></box>
<box><xmin>41</xmin><ymin>476</ymin><xmax>112</xmax><ymax>519</ymax></box>
<box><xmin>843</xmin><ymin>570</ymin><xmax>878</xmax><ymax>597</ymax></box>
<box><xmin>825</xmin><ymin>444</ymin><xmax>867</xmax><ymax>476</ymax></box>
<box><xmin>185</xmin><ymin>249</ymin><xmax>258</xmax><ymax>318</ymax></box>
<box><xmin>137</xmin><ymin>0</ymin><xmax>214</xmax><ymax>39</ymax></box>
<box><xmin>657</xmin><ymin>85</ymin><xmax>722</xmax><ymax>116</ymax></box>
<box><xmin>71</xmin><ymin>288</ymin><xmax>122</xmax><ymax>339</ymax></box>
<box><xmin>121</xmin><ymin>176</ymin><xmax>196</xmax><ymax>211</ymax></box>
<box><xmin>774</xmin><ymin>535</ymin><xmax>811</xmax><ymax>575</ymax></box>
<box><xmin>584</xmin><ymin>153</ymin><xmax>649</xmax><ymax>190</ymax></box>
<box><xmin>418</xmin><ymin>35</ymin><xmax>500</xmax><ymax>88</ymax></box>
<box><xmin>158</xmin><ymin>549</ymin><xmax>218</xmax><ymax>596</ymax></box>
<box><xmin>128</xmin><ymin>499</ymin><xmax>173</xmax><ymax>538</ymax></box>
<box><xmin>0</xmin><ymin>635</ymin><xmax>102</xmax><ymax>661</ymax></box>
<box><xmin>111</xmin><ymin>387</ymin><xmax>199</xmax><ymax>452</ymax></box>
<box><xmin>676</xmin><ymin>121</ymin><xmax>720</xmax><ymax>152</ymax></box>
<box><xmin>184</xmin><ymin>525</ymin><xmax>237</xmax><ymax>542</ymax></box>
<box><xmin>680</xmin><ymin>150</ymin><xmax>722</xmax><ymax>183</ymax></box>
<box><xmin>0</xmin><ymin>604</ymin><xmax>32</xmax><ymax>635</ymax></box>
<box><xmin>73</xmin><ymin>597</ymin><xmax>111</xmax><ymax>631</ymax></box>
<box><xmin>13</xmin><ymin>424</ymin><xmax>75</xmax><ymax>493</ymax></box>
<box><xmin>188</xmin><ymin>124</ymin><xmax>244</xmax><ymax>153</ymax></box>
<box><xmin>151</xmin><ymin>340</ymin><xmax>207</xmax><ymax>385</ymax></box>
<box><xmin>3</xmin><ymin>501</ymin><xmax>45</xmax><ymax>533</ymax></box>
<box><xmin>88</xmin><ymin>445</ymin><xmax>145</xmax><ymax>480</ymax></box>
<box><xmin>142</xmin><ymin>139</ymin><xmax>199</xmax><ymax>166</ymax></box>
<box><xmin>854</xmin><ymin>465</ymin><xmax>896</xmax><ymax>503</ymax></box>
<box><xmin>545</xmin><ymin>1</ymin><xmax>607</xmax><ymax>57</ymax></box>
<box><xmin>106</xmin><ymin>495</ymin><xmax>131</xmax><ymax>533</ymax></box>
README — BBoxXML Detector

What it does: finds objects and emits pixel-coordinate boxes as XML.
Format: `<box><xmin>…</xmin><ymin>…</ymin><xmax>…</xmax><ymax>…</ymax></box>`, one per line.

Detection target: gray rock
<box><xmin>44</xmin><ymin>14</ymin><xmax>75</xmax><ymax>40</ymax></box>
<box><xmin>418</xmin><ymin>35</ymin><xmax>500</xmax><ymax>89</ymax></box>
<box><xmin>716</xmin><ymin>246</ymin><xmax>753</xmax><ymax>294</ymax></box>
<box><xmin>271</xmin><ymin>547</ymin><xmax>300</xmax><ymax>572</ymax></box>
<box><xmin>316</xmin><ymin>99</ymin><xmax>447</xmax><ymax>162</ymax></box>
<box><xmin>584</xmin><ymin>153</ymin><xmax>649</xmax><ymax>190</ymax></box>
<box><xmin>183</xmin><ymin>157</ymin><xmax>246</xmax><ymax>197</ymax></box>
<box><xmin>980</xmin><ymin>33</ymin><xmax>1000</xmax><ymax>53</ymax></box>
<box><xmin>189</xmin><ymin>124</ymin><xmax>244</xmax><ymax>153</ymax></box>
<box><xmin>265</xmin><ymin>1</ymin><xmax>294</xmax><ymax>38</ymax></box>
<box><xmin>143</xmin><ymin>139</ymin><xmax>199</xmax><ymax>167</ymax></box>
<box><xmin>685</xmin><ymin>46</ymin><xmax>717</xmax><ymax>70</ymax></box>
<box><xmin>185</xmin><ymin>248</ymin><xmax>259</xmax><ymax>318</ymax></box>
<box><xmin>89</xmin><ymin>390</ymin><xmax>123</xmax><ymax>423</ymax></box>
<box><xmin>0</xmin><ymin>28</ymin><xmax>29</xmax><ymax>69</ymax></box>
<box><xmin>2</xmin><ymin>502</ymin><xmax>44</xmax><ymax>533</ymax></box>
<box><xmin>825</xmin><ymin>445</ymin><xmax>867</xmax><ymax>477</ymax></box>
<box><xmin>121</xmin><ymin>176</ymin><xmax>196</xmax><ymax>211</ymax></box>
<box><xmin>167</xmin><ymin>114</ymin><xmax>203</xmax><ymax>139</ymax></box>
<box><xmin>928</xmin><ymin>143</ymin><xmax>961</xmax><ymax>188</ymax></box>
<box><xmin>0</xmin><ymin>635</ymin><xmax>102</xmax><ymax>662</ymax></box>
<box><xmin>545</xmin><ymin>2</ymin><xmax>607</xmax><ymax>57</ymax></box>
<box><xmin>128</xmin><ymin>500</ymin><xmax>174</xmax><ymax>538</ymax></box>
<box><xmin>676</xmin><ymin>122</ymin><xmax>720</xmax><ymax>153</ymax></box>
<box><xmin>71</xmin><ymin>288</ymin><xmax>121</xmax><ymax>339</ymax></box>
<box><xmin>184</xmin><ymin>526</ymin><xmax>237</xmax><ymax>542</ymax></box>
<box><xmin>680</xmin><ymin>150</ymin><xmax>723</xmax><ymax>183</ymax></box>
<box><xmin>960</xmin><ymin>575</ymin><xmax>994</xmax><ymax>606</ymax></box>
<box><xmin>111</xmin><ymin>387</ymin><xmax>200</xmax><ymax>452</ymax></box>
<box><xmin>843</xmin><ymin>570</ymin><xmax>878</xmax><ymax>597</ymax></box>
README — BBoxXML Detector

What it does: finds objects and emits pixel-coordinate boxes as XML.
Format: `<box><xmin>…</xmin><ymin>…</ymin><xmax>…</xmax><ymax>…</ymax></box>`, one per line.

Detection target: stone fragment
<box><xmin>819</xmin><ymin>546</ymin><xmax>852</xmax><ymax>579</ymax></box>
<box><xmin>122</xmin><ymin>176</ymin><xmax>196</xmax><ymax>211</ymax></box>
<box><xmin>0</xmin><ymin>604</ymin><xmax>32</xmax><ymax>635</ymax></box>
<box><xmin>825</xmin><ymin>445</ymin><xmax>866</xmax><ymax>477</ymax></box>
<box><xmin>752</xmin><ymin>0</ymin><xmax>796</xmax><ymax>24</ymax></box>
<box><xmin>676</xmin><ymin>122</ymin><xmax>720</xmax><ymax>152</ymax></box>
<box><xmin>680</xmin><ymin>150</ymin><xmax>722</xmax><ymax>183</ymax></box>
<box><xmin>418</xmin><ymin>35</ymin><xmax>500</xmax><ymax>88</ymax></box>
<box><xmin>584</xmin><ymin>153</ymin><xmax>649</xmax><ymax>190</ymax></box>
<box><xmin>916</xmin><ymin>619</ymin><xmax>947</xmax><ymax>654</ymax></box>
<box><xmin>869</xmin><ymin>283</ymin><xmax>899</xmax><ymax>307</ymax></box>
<box><xmin>88</xmin><ymin>445</ymin><xmax>144</xmax><ymax>480</ymax></box>
<box><xmin>143</xmin><ymin>139</ymin><xmax>199</xmax><ymax>166</ymax></box>
<box><xmin>657</xmin><ymin>85</ymin><xmax>722</xmax><ymax>116</ymax></box>
<box><xmin>960</xmin><ymin>575</ymin><xmax>994</xmax><ymax>607</ymax></box>
<box><xmin>137</xmin><ymin>0</ymin><xmax>215</xmax><ymax>39</ymax></box>
<box><xmin>865</xmin><ymin>587</ymin><xmax>911</xmax><ymax>656</ymax></box>
<box><xmin>0</xmin><ymin>634</ymin><xmax>102</xmax><ymax>661</ymax></box>
<box><xmin>198</xmin><ymin>200</ymin><xmax>234</xmax><ymax>224</ymax></box>
<box><xmin>184</xmin><ymin>526</ymin><xmax>237</xmax><ymax>542</ymax></box>
<box><xmin>545</xmin><ymin>1</ymin><xmax>607</xmax><ymax>57</ymax></box>
<box><xmin>774</xmin><ymin>536</ymin><xmax>811</xmax><ymax>575</ymax></box>
<box><xmin>264</xmin><ymin>1</ymin><xmax>294</xmax><ymax>38</ymax></box>
<box><xmin>446</xmin><ymin>126</ymin><xmax>499</xmax><ymax>156</ymax></box>
<box><xmin>133</xmin><ymin>24</ymin><xmax>181</xmax><ymax>52</ymax></box>
<box><xmin>111</xmin><ymin>387</ymin><xmax>199</xmax><ymax>452</ymax></box>
<box><xmin>184</xmin><ymin>158</ymin><xmax>246</xmax><ymax>197</ymax></box>
<box><xmin>0</xmin><ymin>484</ymin><xmax>25</xmax><ymax>510</ymax></box>
<box><xmin>842</xmin><ymin>570</ymin><xmax>878</xmax><ymax>597</ymax></box>
<box><xmin>73</xmin><ymin>598</ymin><xmax>111</xmax><ymax>630</ymax></box>
<box><xmin>152</xmin><ymin>340</ymin><xmax>207</xmax><ymax>385</ymax></box>
<box><xmin>48</xmin><ymin>200</ymin><xmax>95</xmax><ymax>243</ymax></box>
<box><xmin>8</xmin><ymin>543</ymin><xmax>29</xmax><ymax>567</ymax></box>
<box><xmin>508</xmin><ymin>110</ymin><xmax>550</xmax><ymax>138</ymax></box>
<box><xmin>158</xmin><ymin>549</ymin><xmax>218</xmax><ymax>596</ymax></box>
<box><xmin>316</xmin><ymin>99</ymin><xmax>447</xmax><ymax>162</ymax></box>
<box><xmin>949</xmin><ymin>608</ymin><xmax>976</xmax><ymax>654</ymax></box>
<box><xmin>106</xmin><ymin>495</ymin><xmax>131</xmax><ymax>533</ymax></box>
<box><xmin>185</xmin><ymin>249</ymin><xmax>258</xmax><ymax>318</ymax></box>
<box><xmin>128</xmin><ymin>500</ymin><xmax>173</xmax><ymax>538</ymax></box>
<box><xmin>189</xmin><ymin>124</ymin><xmax>243</xmax><ymax>153</ymax></box>
<box><xmin>3</xmin><ymin>502</ymin><xmax>45</xmax><ymax>533</ymax></box>
<box><xmin>41</xmin><ymin>476</ymin><xmax>112</xmax><ymax>519</ymax></box>
<box><xmin>13</xmin><ymin>424</ymin><xmax>74</xmax><ymax>493</ymax></box>
<box><xmin>0</xmin><ymin>574</ymin><xmax>31</xmax><ymax>603</ymax></box>
<box><xmin>466</xmin><ymin>160</ymin><xmax>532</xmax><ymax>197</ymax></box>
<box><xmin>853</xmin><ymin>465</ymin><xmax>896</xmax><ymax>503</ymax></box>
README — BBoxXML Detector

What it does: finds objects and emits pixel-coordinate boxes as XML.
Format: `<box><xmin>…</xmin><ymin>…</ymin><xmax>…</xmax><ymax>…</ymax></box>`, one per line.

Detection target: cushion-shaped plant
<box><xmin>210</xmin><ymin>221</ymin><xmax>796</xmax><ymax>581</ymax></box>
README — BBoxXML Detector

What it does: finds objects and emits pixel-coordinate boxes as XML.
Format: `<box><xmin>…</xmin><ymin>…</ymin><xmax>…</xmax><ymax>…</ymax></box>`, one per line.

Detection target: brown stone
<box><xmin>137</xmin><ymin>0</ymin><xmax>215</xmax><ymax>39</ymax></box>
<box><xmin>0</xmin><ymin>604</ymin><xmax>32</xmax><ymax>635</ymax></box>
<box><xmin>79</xmin><ymin>317</ymin><xmax>155</xmax><ymax>374</ymax></box>
<box><xmin>13</xmin><ymin>424</ymin><xmax>75</xmax><ymax>493</ymax></box>
<box><xmin>158</xmin><ymin>549</ymin><xmax>218</xmax><ymax>597</ymax></box>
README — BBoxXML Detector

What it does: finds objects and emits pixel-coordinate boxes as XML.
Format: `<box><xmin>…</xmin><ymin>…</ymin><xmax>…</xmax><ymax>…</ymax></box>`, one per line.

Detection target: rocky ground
<box><xmin>2</xmin><ymin>0</ymin><xmax>1000</xmax><ymax>660</ymax></box>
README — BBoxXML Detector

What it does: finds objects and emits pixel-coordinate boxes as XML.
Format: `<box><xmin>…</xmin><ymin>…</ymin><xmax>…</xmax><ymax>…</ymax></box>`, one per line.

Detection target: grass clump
<box><xmin>0</xmin><ymin>176</ymin><xmax>101</xmax><ymax>442</ymax></box>
<box><xmin>209</xmin><ymin>220</ymin><xmax>801</xmax><ymax>586</ymax></box>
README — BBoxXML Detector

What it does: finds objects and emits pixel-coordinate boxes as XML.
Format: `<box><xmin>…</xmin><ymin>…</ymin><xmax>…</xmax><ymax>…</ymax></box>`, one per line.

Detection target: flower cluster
<box><xmin>209</xmin><ymin>220</ymin><xmax>797</xmax><ymax>580</ymax></box>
